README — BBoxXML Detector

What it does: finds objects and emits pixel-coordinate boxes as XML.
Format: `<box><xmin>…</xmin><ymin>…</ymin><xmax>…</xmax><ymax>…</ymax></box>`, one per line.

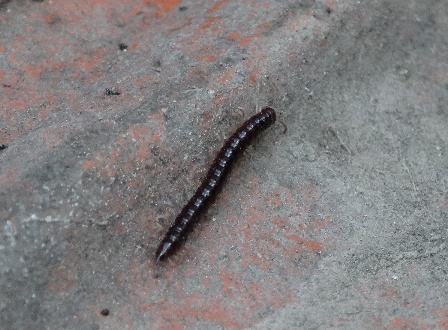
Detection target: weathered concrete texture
<box><xmin>1</xmin><ymin>0</ymin><xmax>447</xmax><ymax>329</ymax></box>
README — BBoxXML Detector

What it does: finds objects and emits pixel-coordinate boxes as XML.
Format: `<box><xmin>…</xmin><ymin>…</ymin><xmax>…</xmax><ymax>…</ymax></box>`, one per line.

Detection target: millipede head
<box><xmin>261</xmin><ymin>106</ymin><xmax>276</xmax><ymax>124</ymax></box>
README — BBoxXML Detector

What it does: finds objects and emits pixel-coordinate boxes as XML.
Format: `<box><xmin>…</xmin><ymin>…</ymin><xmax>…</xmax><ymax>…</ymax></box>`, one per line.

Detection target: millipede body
<box><xmin>155</xmin><ymin>107</ymin><xmax>276</xmax><ymax>262</ymax></box>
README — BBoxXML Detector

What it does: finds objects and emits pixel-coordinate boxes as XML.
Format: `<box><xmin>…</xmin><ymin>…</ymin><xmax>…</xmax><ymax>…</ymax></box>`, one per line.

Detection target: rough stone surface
<box><xmin>1</xmin><ymin>0</ymin><xmax>447</xmax><ymax>329</ymax></box>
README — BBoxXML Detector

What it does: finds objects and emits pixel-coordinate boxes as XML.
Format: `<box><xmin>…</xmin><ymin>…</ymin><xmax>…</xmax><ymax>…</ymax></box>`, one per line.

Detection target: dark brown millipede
<box><xmin>155</xmin><ymin>107</ymin><xmax>276</xmax><ymax>262</ymax></box>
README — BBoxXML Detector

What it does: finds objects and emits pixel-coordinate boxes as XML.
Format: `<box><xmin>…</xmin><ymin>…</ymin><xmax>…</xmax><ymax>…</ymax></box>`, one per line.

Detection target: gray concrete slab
<box><xmin>1</xmin><ymin>0</ymin><xmax>447</xmax><ymax>329</ymax></box>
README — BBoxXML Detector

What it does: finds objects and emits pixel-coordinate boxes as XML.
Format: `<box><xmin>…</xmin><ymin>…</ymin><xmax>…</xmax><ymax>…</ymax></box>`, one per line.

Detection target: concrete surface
<box><xmin>1</xmin><ymin>0</ymin><xmax>447</xmax><ymax>329</ymax></box>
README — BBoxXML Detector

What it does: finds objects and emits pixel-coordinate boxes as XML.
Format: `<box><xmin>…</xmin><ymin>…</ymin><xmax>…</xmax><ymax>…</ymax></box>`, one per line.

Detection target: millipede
<box><xmin>155</xmin><ymin>107</ymin><xmax>276</xmax><ymax>262</ymax></box>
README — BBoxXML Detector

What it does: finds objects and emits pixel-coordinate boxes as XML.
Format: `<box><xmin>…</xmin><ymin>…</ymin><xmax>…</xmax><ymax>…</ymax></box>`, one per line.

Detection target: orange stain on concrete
<box><xmin>270</xmin><ymin>194</ymin><xmax>284</xmax><ymax>209</ymax></box>
<box><xmin>104</xmin><ymin>148</ymin><xmax>121</xmax><ymax>165</ymax></box>
<box><xmin>214</xmin><ymin>93</ymin><xmax>230</xmax><ymax>107</ymax></box>
<box><xmin>240</xmin><ymin>34</ymin><xmax>259</xmax><ymax>48</ymax></box>
<box><xmin>158</xmin><ymin>296</ymin><xmax>241</xmax><ymax>329</ymax></box>
<box><xmin>200</xmin><ymin>16</ymin><xmax>220</xmax><ymax>30</ymax></box>
<box><xmin>143</xmin><ymin>179</ymin><xmax>319</xmax><ymax>327</ymax></box>
<box><xmin>144</xmin><ymin>0</ymin><xmax>181</xmax><ymax>17</ymax></box>
<box><xmin>432</xmin><ymin>307</ymin><xmax>448</xmax><ymax>319</ymax></box>
<box><xmin>137</xmin><ymin>141</ymin><xmax>151</xmax><ymax>160</ymax></box>
<box><xmin>227</xmin><ymin>31</ymin><xmax>241</xmax><ymax>42</ymax></box>
<box><xmin>248</xmin><ymin>71</ymin><xmax>258</xmax><ymax>85</ymax></box>
<box><xmin>128</xmin><ymin>179</ymin><xmax>140</xmax><ymax>188</ymax></box>
<box><xmin>432</xmin><ymin>307</ymin><xmax>448</xmax><ymax>328</ymax></box>
<box><xmin>387</xmin><ymin>317</ymin><xmax>423</xmax><ymax>329</ymax></box>
<box><xmin>71</xmin><ymin>48</ymin><xmax>106</xmax><ymax>81</ymax></box>
<box><xmin>145</xmin><ymin>0</ymin><xmax>180</xmax><ymax>11</ymax></box>
<box><xmin>273</xmin><ymin>216</ymin><xmax>289</xmax><ymax>229</ymax></box>
<box><xmin>0</xmin><ymin>209</ymin><xmax>10</xmax><ymax>223</ymax></box>
<box><xmin>0</xmin><ymin>168</ymin><xmax>17</xmax><ymax>186</ymax></box>
<box><xmin>37</xmin><ymin>105</ymin><xmax>52</xmax><ymax>121</ymax></box>
<box><xmin>152</xmin><ymin>111</ymin><xmax>168</xmax><ymax>121</ymax></box>
<box><xmin>285</xmin><ymin>233</ymin><xmax>323</xmax><ymax>252</ymax></box>
<box><xmin>227</xmin><ymin>30</ymin><xmax>260</xmax><ymax>48</ymax></box>
<box><xmin>114</xmin><ymin>221</ymin><xmax>127</xmax><ymax>234</ymax></box>
<box><xmin>181</xmin><ymin>17</ymin><xmax>223</xmax><ymax>60</ymax></box>
<box><xmin>300</xmin><ymin>182</ymin><xmax>318</xmax><ymax>204</ymax></box>
<box><xmin>6</xmin><ymin>100</ymin><xmax>29</xmax><ymax>111</ymax></box>
<box><xmin>44</xmin><ymin>12</ymin><xmax>61</xmax><ymax>25</ymax></box>
<box><xmin>436</xmin><ymin>320</ymin><xmax>448</xmax><ymax>329</ymax></box>
<box><xmin>82</xmin><ymin>159</ymin><xmax>97</xmax><ymax>171</ymax></box>
<box><xmin>315</xmin><ymin>216</ymin><xmax>332</xmax><ymax>229</ymax></box>
<box><xmin>42</xmin><ymin>129</ymin><xmax>64</xmax><ymax>151</ymax></box>
<box><xmin>199</xmin><ymin>53</ymin><xmax>219</xmax><ymax>62</ymax></box>
<box><xmin>196</xmin><ymin>109</ymin><xmax>213</xmax><ymax>133</ymax></box>
<box><xmin>207</xmin><ymin>0</ymin><xmax>229</xmax><ymax>13</ymax></box>
<box><xmin>127</xmin><ymin>118</ymin><xmax>165</xmax><ymax>146</ymax></box>
<box><xmin>219</xmin><ymin>271</ymin><xmax>242</xmax><ymax>297</ymax></box>
<box><xmin>109</xmin><ymin>5</ymin><xmax>138</xmax><ymax>22</ymax></box>
<box><xmin>103</xmin><ymin>167</ymin><xmax>116</xmax><ymax>178</ymax></box>
<box><xmin>217</xmin><ymin>67</ymin><xmax>237</xmax><ymax>85</ymax></box>
<box><xmin>379</xmin><ymin>286</ymin><xmax>397</xmax><ymax>299</ymax></box>
<box><xmin>128</xmin><ymin>124</ymin><xmax>152</xmax><ymax>140</ymax></box>
<box><xmin>149</xmin><ymin>126</ymin><xmax>164</xmax><ymax>145</ymax></box>
<box><xmin>80</xmin><ymin>115</ymin><xmax>166</xmax><ymax>198</ymax></box>
<box><xmin>186</xmin><ymin>66</ymin><xmax>205</xmax><ymax>81</ymax></box>
<box><xmin>239</xmin><ymin>55</ymin><xmax>263</xmax><ymax>85</ymax></box>
<box><xmin>12</xmin><ymin>34</ymin><xmax>26</xmax><ymax>50</ymax></box>
<box><xmin>233</xmin><ymin>180</ymin><xmax>328</xmax><ymax>261</ymax></box>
